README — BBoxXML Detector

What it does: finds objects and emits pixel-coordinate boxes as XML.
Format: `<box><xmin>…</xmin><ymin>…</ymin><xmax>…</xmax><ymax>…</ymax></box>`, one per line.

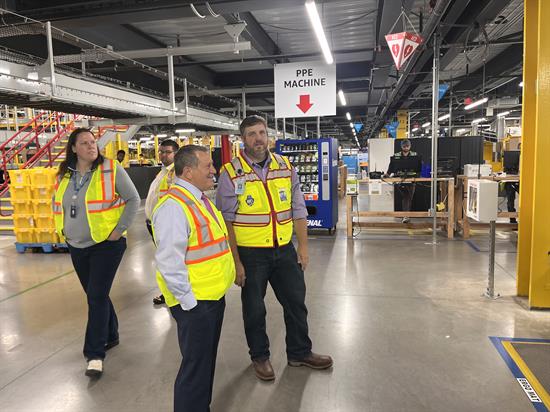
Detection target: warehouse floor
<box><xmin>0</xmin><ymin>206</ymin><xmax>549</xmax><ymax>412</ymax></box>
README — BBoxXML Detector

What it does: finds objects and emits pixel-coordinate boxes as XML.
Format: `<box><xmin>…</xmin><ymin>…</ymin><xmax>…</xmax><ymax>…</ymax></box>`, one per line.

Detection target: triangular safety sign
<box><xmin>385</xmin><ymin>32</ymin><xmax>423</xmax><ymax>70</ymax></box>
<box><xmin>354</xmin><ymin>122</ymin><xmax>363</xmax><ymax>133</ymax></box>
<box><xmin>385</xmin><ymin>32</ymin><xmax>405</xmax><ymax>70</ymax></box>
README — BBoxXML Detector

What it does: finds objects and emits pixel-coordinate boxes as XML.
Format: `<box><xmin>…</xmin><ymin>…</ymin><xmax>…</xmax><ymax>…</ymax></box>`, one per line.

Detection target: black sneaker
<box><xmin>85</xmin><ymin>359</ymin><xmax>103</xmax><ymax>378</ymax></box>
<box><xmin>153</xmin><ymin>295</ymin><xmax>165</xmax><ymax>305</ymax></box>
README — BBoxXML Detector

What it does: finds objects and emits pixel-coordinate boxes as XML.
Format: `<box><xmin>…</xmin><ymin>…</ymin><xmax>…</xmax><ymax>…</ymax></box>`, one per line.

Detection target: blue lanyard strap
<box><xmin>72</xmin><ymin>171</ymin><xmax>90</xmax><ymax>196</ymax></box>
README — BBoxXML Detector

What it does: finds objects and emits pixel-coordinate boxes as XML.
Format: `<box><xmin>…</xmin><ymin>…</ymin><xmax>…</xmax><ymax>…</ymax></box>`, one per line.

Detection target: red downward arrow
<box><xmin>296</xmin><ymin>94</ymin><xmax>314</xmax><ymax>114</ymax></box>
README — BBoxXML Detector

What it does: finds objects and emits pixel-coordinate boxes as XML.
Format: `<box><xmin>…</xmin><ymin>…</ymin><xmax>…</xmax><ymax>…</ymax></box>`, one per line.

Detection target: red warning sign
<box><xmin>385</xmin><ymin>32</ymin><xmax>423</xmax><ymax>70</ymax></box>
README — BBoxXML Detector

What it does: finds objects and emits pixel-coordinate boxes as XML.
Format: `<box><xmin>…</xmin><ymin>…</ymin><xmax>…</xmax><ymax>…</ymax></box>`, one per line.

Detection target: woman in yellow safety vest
<box><xmin>53</xmin><ymin>127</ymin><xmax>140</xmax><ymax>378</ymax></box>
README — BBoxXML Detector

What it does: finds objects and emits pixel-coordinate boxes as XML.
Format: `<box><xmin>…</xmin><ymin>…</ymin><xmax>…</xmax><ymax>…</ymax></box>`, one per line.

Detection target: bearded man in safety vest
<box><xmin>216</xmin><ymin>115</ymin><xmax>333</xmax><ymax>381</ymax></box>
<box><xmin>153</xmin><ymin>145</ymin><xmax>235</xmax><ymax>412</ymax></box>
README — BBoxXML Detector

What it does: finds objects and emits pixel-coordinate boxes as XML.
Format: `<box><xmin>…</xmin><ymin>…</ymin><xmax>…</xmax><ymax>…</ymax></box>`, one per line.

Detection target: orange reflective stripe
<box><xmin>168</xmin><ymin>188</ymin><xmax>210</xmax><ymax>244</ymax></box>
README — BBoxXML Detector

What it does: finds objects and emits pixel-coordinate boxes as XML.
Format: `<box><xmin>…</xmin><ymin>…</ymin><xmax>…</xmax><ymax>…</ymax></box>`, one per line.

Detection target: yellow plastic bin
<box><xmin>29</xmin><ymin>168</ymin><xmax>58</xmax><ymax>186</ymax></box>
<box><xmin>9</xmin><ymin>185</ymin><xmax>31</xmax><ymax>200</ymax></box>
<box><xmin>35</xmin><ymin>228</ymin><xmax>59</xmax><ymax>243</ymax></box>
<box><xmin>31</xmin><ymin>185</ymin><xmax>55</xmax><ymax>200</ymax></box>
<box><xmin>32</xmin><ymin>199</ymin><xmax>54</xmax><ymax>215</ymax></box>
<box><xmin>12</xmin><ymin>199</ymin><xmax>34</xmax><ymax>214</ymax></box>
<box><xmin>8</xmin><ymin>169</ymin><xmax>30</xmax><ymax>185</ymax></box>
<box><xmin>15</xmin><ymin>228</ymin><xmax>35</xmax><ymax>243</ymax></box>
<box><xmin>13</xmin><ymin>214</ymin><xmax>34</xmax><ymax>229</ymax></box>
<box><xmin>34</xmin><ymin>214</ymin><xmax>55</xmax><ymax>229</ymax></box>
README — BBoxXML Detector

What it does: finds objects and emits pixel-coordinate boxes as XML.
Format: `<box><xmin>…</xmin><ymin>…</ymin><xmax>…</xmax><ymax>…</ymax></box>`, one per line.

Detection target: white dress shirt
<box><xmin>153</xmin><ymin>177</ymin><xmax>213</xmax><ymax>311</ymax></box>
<box><xmin>145</xmin><ymin>163</ymin><xmax>174</xmax><ymax>220</ymax></box>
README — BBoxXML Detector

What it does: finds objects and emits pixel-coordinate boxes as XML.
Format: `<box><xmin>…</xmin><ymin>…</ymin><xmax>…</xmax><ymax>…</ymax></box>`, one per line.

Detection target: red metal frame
<box><xmin>0</xmin><ymin>113</ymin><xmax>82</xmax><ymax>197</ymax></box>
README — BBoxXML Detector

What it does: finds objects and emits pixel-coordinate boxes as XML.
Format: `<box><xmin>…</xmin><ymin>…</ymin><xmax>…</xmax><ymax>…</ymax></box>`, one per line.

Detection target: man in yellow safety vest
<box><xmin>216</xmin><ymin>115</ymin><xmax>332</xmax><ymax>381</ymax></box>
<box><xmin>145</xmin><ymin>138</ymin><xmax>178</xmax><ymax>305</ymax></box>
<box><xmin>152</xmin><ymin>145</ymin><xmax>235</xmax><ymax>412</ymax></box>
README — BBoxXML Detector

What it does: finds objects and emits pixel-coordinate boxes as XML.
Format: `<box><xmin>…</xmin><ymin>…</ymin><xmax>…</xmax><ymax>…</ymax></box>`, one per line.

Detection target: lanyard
<box><xmin>71</xmin><ymin>171</ymin><xmax>90</xmax><ymax>200</ymax></box>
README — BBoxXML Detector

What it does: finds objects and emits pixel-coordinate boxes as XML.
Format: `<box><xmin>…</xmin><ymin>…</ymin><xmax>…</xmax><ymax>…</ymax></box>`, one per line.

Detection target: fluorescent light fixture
<box><xmin>457</xmin><ymin>128</ymin><xmax>467</xmax><ymax>133</ymax></box>
<box><xmin>156</xmin><ymin>134</ymin><xmax>168</xmax><ymax>138</ymax></box>
<box><xmin>444</xmin><ymin>128</ymin><xmax>448</xmax><ymax>131</ymax></box>
<box><xmin>438</xmin><ymin>114</ymin><xmax>450</xmax><ymax>121</ymax></box>
<box><xmin>496</xmin><ymin>111</ymin><xmax>510</xmax><ymax>117</ymax></box>
<box><xmin>349</xmin><ymin>122</ymin><xmax>354</xmax><ymax>128</ymax></box>
<box><xmin>346</xmin><ymin>112</ymin><xmax>351</xmax><ymax>121</ymax></box>
<box><xmin>519</xmin><ymin>81</ymin><xmax>524</xmax><ymax>87</ymax></box>
<box><xmin>464</xmin><ymin>97</ymin><xmax>488</xmax><ymax>110</ymax></box>
<box><xmin>0</xmin><ymin>67</ymin><xmax>10</xmax><ymax>75</ymax></box>
<box><xmin>422</xmin><ymin>122</ymin><xmax>431</xmax><ymax>128</ymax></box>
<box><xmin>471</xmin><ymin>117</ymin><xmax>487</xmax><ymax>124</ymax></box>
<box><xmin>412</xmin><ymin>127</ymin><xmax>419</xmax><ymax>132</ymax></box>
<box><xmin>339</xmin><ymin>90</ymin><xmax>347</xmax><ymax>106</ymax></box>
<box><xmin>305</xmin><ymin>1</ymin><xmax>334</xmax><ymax>64</ymax></box>
<box><xmin>176</xmin><ymin>128</ymin><xmax>196</xmax><ymax>133</ymax></box>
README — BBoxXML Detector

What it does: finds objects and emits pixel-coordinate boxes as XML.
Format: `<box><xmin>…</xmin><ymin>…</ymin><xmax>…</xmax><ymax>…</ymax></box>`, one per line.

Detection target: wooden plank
<box><xmin>355</xmin><ymin>211</ymin><xmax>447</xmax><ymax>218</ymax></box>
<box><xmin>356</xmin><ymin>222</ymin><xmax>446</xmax><ymax>229</ymax></box>
<box><xmin>447</xmin><ymin>179</ymin><xmax>455</xmax><ymax>239</ymax></box>
<box><xmin>346</xmin><ymin>195</ymin><xmax>353</xmax><ymax>238</ymax></box>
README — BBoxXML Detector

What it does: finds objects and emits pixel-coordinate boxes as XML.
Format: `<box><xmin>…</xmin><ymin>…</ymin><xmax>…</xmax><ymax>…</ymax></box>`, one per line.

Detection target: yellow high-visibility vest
<box><xmin>221</xmin><ymin>152</ymin><xmax>294</xmax><ymax>247</ymax></box>
<box><xmin>53</xmin><ymin>159</ymin><xmax>126</xmax><ymax>243</ymax></box>
<box><xmin>152</xmin><ymin>185</ymin><xmax>235</xmax><ymax>306</ymax></box>
<box><xmin>158</xmin><ymin>163</ymin><xmax>175</xmax><ymax>197</ymax></box>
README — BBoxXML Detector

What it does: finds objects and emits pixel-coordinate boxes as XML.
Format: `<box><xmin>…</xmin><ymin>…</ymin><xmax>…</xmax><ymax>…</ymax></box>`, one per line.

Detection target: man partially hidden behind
<box><xmin>153</xmin><ymin>145</ymin><xmax>235</xmax><ymax>411</ymax></box>
<box><xmin>145</xmin><ymin>139</ymin><xmax>178</xmax><ymax>305</ymax></box>
<box><xmin>388</xmin><ymin>139</ymin><xmax>420</xmax><ymax>223</ymax></box>
<box><xmin>216</xmin><ymin>115</ymin><xmax>332</xmax><ymax>381</ymax></box>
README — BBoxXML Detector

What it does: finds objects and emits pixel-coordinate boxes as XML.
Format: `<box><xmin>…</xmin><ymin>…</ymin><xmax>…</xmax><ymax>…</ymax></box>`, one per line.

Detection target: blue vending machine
<box><xmin>276</xmin><ymin>138</ymin><xmax>338</xmax><ymax>234</ymax></box>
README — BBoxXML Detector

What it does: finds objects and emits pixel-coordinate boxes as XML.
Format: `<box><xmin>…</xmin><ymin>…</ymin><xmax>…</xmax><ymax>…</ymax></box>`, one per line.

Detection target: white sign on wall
<box><xmin>274</xmin><ymin>61</ymin><xmax>336</xmax><ymax>118</ymax></box>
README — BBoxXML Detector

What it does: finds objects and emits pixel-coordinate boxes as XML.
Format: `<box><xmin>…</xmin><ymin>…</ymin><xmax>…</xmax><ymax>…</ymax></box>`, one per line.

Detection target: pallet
<box><xmin>15</xmin><ymin>242</ymin><xmax>68</xmax><ymax>253</ymax></box>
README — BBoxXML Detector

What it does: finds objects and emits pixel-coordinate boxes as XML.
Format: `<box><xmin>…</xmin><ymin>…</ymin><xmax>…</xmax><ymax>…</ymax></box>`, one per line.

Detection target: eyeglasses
<box><xmin>159</xmin><ymin>150</ymin><xmax>175</xmax><ymax>154</ymax></box>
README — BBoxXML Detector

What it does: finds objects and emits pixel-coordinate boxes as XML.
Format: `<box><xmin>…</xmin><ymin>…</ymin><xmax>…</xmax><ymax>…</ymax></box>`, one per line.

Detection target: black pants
<box><xmin>505</xmin><ymin>182</ymin><xmax>520</xmax><ymax>212</ymax></box>
<box><xmin>68</xmin><ymin>238</ymin><xmax>127</xmax><ymax>360</ymax></box>
<box><xmin>170</xmin><ymin>298</ymin><xmax>225</xmax><ymax>412</ymax></box>
<box><xmin>238</xmin><ymin>242</ymin><xmax>312</xmax><ymax>361</ymax></box>
<box><xmin>396</xmin><ymin>183</ymin><xmax>416</xmax><ymax>212</ymax></box>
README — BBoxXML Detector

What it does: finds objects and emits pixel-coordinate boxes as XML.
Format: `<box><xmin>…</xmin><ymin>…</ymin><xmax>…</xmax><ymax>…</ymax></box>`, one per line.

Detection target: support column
<box><xmin>517</xmin><ymin>0</ymin><xmax>550</xmax><ymax>308</ymax></box>
<box><xmin>517</xmin><ymin>0</ymin><xmax>539</xmax><ymax>297</ymax></box>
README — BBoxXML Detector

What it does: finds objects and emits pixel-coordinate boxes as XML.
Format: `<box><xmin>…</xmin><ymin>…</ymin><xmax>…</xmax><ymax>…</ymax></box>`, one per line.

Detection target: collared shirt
<box><xmin>216</xmin><ymin>151</ymin><xmax>308</xmax><ymax>222</ymax></box>
<box><xmin>145</xmin><ymin>163</ymin><xmax>175</xmax><ymax>220</ymax></box>
<box><xmin>153</xmin><ymin>177</ymin><xmax>214</xmax><ymax>311</ymax></box>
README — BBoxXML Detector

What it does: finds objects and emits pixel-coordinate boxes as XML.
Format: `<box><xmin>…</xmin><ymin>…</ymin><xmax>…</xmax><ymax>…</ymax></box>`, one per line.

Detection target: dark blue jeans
<box><xmin>170</xmin><ymin>298</ymin><xmax>225</xmax><ymax>412</ymax></box>
<box><xmin>68</xmin><ymin>238</ymin><xmax>127</xmax><ymax>360</ymax></box>
<box><xmin>238</xmin><ymin>242</ymin><xmax>312</xmax><ymax>361</ymax></box>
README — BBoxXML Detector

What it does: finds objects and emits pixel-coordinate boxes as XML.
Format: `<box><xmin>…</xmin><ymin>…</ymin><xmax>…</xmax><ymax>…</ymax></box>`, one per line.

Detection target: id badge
<box><xmin>70</xmin><ymin>204</ymin><xmax>77</xmax><ymax>218</ymax></box>
<box><xmin>235</xmin><ymin>178</ymin><xmax>246</xmax><ymax>195</ymax></box>
<box><xmin>279</xmin><ymin>188</ymin><xmax>288</xmax><ymax>202</ymax></box>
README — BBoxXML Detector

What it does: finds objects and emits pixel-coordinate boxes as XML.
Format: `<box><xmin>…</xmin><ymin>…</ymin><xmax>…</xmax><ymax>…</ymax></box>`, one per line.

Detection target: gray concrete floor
<box><xmin>0</xmin><ymin>204</ymin><xmax>549</xmax><ymax>412</ymax></box>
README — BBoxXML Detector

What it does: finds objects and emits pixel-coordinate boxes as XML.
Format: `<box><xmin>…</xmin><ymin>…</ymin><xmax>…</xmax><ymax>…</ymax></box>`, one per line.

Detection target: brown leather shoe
<box><xmin>252</xmin><ymin>359</ymin><xmax>275</xmax><ymax>381</ymax></box>
<box><xmin>288</xmin><ymin>352</ymin><xmax>333</xmax><ymax>369</ymax></box>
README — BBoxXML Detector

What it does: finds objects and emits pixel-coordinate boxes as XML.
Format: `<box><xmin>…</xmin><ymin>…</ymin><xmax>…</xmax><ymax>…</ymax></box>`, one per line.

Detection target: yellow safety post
<box><xmin>154</xmin><ymin>135</ymin><xmax>159</xmax><ymax>164</ymax></box>
<box><xmin>137</xmin><ymin>140</ymin><xmax>142</xmax><ymax>160</ymax></box>
<box><xmin>516</xmin><ymin>0</ymin><xmax>550</xmax><ymax>308</ymax></box>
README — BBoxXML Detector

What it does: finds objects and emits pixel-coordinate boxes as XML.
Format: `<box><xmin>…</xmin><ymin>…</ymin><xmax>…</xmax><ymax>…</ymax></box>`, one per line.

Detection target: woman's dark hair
<box><xmin>57</xmin><ymin>128</ymin><xmax>104</xmax><ymax>177</ymax></box>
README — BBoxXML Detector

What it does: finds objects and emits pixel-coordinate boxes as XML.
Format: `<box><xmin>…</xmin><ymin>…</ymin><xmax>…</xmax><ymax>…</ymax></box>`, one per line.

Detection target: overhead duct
<box><xmin>54</xmin><ymin>42</ymin><xmax>251</xmax><ymax>64</ymax></box>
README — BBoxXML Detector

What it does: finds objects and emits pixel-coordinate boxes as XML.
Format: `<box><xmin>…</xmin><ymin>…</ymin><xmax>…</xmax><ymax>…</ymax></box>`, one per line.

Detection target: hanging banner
<box><xmin>438</xmin><ymin>84</ymin><xmax>450</xmax><ymax>101</ymax></box>
<box><xmin>385</xmin><ymin>32</ymin><xmax>423</xmax><ymax>70</ymax></box>
<box><xmin>385</xmin><ymin>121</ymin><xmax>399</xmax><ymax>139</ymax></box>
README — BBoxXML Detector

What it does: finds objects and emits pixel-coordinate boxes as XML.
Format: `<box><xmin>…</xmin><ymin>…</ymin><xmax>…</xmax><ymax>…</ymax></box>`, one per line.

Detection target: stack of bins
<box><xmin>30</xmin><ymin>168</ymin><xmax>59</xmax><ymax>244</ymax></box>
<box><xmin>8</xmin><ymin>169</ymin><xmax>35</xmax><ymax>244</ymax></box>
<box><xmin>9</xmin><ymin>168</ymin><xmax>59</xmax><ymax>245</ymax></box>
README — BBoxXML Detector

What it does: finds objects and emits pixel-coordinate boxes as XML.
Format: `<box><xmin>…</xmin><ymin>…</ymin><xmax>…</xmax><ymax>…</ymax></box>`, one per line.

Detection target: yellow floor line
<box><xmin>502</xmin><ymin>340</ymin><xmax>550</xmax><ymax>408</ymax></box>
